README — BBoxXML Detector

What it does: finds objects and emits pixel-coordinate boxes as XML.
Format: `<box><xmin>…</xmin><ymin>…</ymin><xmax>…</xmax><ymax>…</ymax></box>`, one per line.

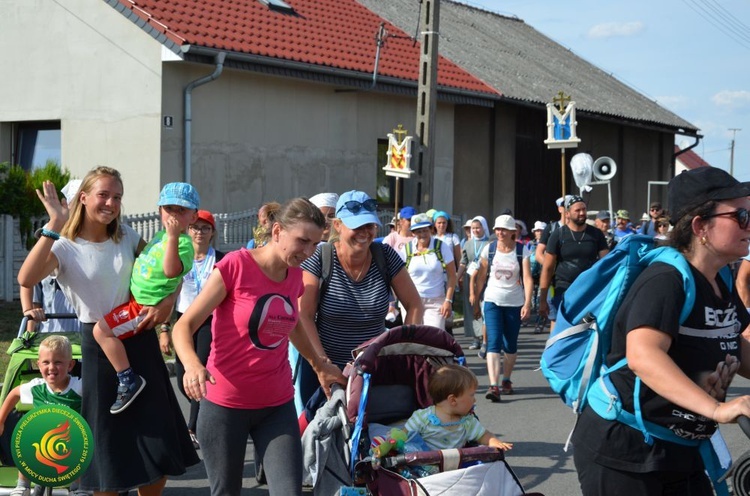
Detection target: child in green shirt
<box><xmin>0</xmin><ymin>335</ymin><xmax>82</xmax><ymax>496</ymax></box>
<box><xmin>93</xmin><ymin>182</ymin><xmax>198</xmax><ymax>414</ymax></box>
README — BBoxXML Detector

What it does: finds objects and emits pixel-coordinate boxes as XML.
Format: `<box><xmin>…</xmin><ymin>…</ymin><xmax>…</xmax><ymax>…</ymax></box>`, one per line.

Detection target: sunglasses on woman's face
<box><xmin>702</xmin><ymin>208</ymin><xmax>750</xmax><ymax>230</ymax></box>
<box><xmin>337</xmin><ymin>199</ymin><xmax>378</xmax><ymax>215</ymax></box>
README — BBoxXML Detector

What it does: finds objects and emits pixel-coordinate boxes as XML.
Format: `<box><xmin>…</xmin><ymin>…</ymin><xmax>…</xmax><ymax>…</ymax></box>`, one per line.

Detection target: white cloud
<box><xmin>587</xmin><ymin>21</ymin><xmax>645</xmax><ymax>39</ymax></box>
<box><xmin>711</xmin><ymin>90</ymin><xmax>750</xmax><ymax>107</ymax></box>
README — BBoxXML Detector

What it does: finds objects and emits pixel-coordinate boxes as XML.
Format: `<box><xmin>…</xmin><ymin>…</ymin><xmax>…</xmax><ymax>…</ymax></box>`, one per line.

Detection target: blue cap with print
<box><xmin>336</xmin><ymin>190</ymin><xmax>381</xmax><ymax>229</ymax></box>
<box><xmin>158</xmin><ymin>182</ymin><xmax>200</xmax><ymax>210</ymax></box>
<box><xmin>409</xmin><ymin>213</ymin><xmax>433</xmax><ymax>231</ymax></box>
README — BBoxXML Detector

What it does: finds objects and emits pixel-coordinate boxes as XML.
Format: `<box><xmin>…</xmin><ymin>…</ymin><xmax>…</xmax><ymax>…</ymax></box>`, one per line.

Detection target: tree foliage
<box><xmin>0</xmin><ymin>160</ymin><xmax>72</xmax><ymax>248</ymax></box>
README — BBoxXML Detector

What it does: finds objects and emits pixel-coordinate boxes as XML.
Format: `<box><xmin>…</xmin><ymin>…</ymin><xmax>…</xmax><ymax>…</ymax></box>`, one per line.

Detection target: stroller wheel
<box><xmin>733</xmin><ymin>450</ymin><xmax>750</xmax><ymax>496</ymax></box>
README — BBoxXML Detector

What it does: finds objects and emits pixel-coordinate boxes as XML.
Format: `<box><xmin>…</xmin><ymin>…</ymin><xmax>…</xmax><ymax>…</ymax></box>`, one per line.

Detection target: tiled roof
<box><xmin>359</xmin><ymin>0</ymin><xmax>698</xmax><ymax>133</ymax></box>
<box><xmin>674</xmin><ymin>145</ymin><xmax>711</xmax><ymax>169</ymax></box>
<box><xmin>110</xmin><ymin>0</ymin><xmax>498</xmax><ymax>96</ymax></box>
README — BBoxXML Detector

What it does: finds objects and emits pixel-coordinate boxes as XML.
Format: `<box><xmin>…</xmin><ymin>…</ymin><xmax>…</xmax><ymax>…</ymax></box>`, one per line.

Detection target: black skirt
<box><xmin>79</xmin><ymin>323</ymin><xmax>200</xmax><ymax>492</ymax></box>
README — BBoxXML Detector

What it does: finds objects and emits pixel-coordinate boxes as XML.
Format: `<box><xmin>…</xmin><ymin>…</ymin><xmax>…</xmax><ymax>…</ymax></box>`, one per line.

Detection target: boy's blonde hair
<box><xmin>39</xmin><ymin>335</ymin><xmax>73</xmax><ymax>361</ymax></box>
<box><xmin>428</xmin><ymin>364</ymin><xmax>478</xmax><ymax>404</ymax></box>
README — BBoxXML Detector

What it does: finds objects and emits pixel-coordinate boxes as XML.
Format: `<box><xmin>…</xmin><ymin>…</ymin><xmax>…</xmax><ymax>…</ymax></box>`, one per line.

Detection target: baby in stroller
<box><xmin>404</xmin><ymin>364</ymin><xmax>513</xmax><ymax>452</ymax></box>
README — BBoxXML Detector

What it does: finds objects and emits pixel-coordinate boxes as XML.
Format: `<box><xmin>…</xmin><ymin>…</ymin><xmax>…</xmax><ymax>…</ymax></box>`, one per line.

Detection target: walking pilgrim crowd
<box><xmin>8</xmin><ymin>165</ymin><xmax>750</xmax><ymax>496</ymax></box>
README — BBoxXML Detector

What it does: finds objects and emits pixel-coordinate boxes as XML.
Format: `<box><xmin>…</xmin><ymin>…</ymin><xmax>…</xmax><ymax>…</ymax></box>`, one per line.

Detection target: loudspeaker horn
<box><xmin>593</xmin><ymin>156</ymin><xmax>617</xmax><ymax>182</ymax></box>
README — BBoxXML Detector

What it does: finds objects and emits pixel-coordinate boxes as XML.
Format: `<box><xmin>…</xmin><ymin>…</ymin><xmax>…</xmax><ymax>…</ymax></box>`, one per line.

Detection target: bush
<box><xmin>0</xmin><ymin>160</ymin><xmax>72</xmax><ymax>248</ymax></box>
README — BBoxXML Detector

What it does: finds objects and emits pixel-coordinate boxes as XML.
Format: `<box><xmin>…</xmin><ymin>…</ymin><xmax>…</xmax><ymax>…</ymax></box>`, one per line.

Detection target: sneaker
<box><xmin>533</xmin><ymin>324</ymin><xmax>543</xmax><ymax>334</ymax></box>
<box><xmin>110</xmin><ymin>375</ymin><xmax>147</xmax><ymax>414</ymax></box>
<box><xmin>468</xmin><ymin>340</ymin><xmax>481</xmax><ymax>350</ymax></box>
<box><xmin>189</xmin><ymin>430</ymin><xmax>200</xmax><ymax>450</ymax></box>
<box><xmin>10</xmin><ymin>487</ymin><xmax>30</xmax><ymax>496</ymax></box>
<box><xmin>478</xmin><ymin>343</ymin><xmax>487</xmax><ymax>359</ymax></box>
<box><xmin>485</xmin><ymin>386</ymin><xmax>501</xmax><ymax>403</ymax></box>
<box><xmin>501</xmin><ymin>379</ymin><xmax>514</xmax><ymax>395</ymax></box>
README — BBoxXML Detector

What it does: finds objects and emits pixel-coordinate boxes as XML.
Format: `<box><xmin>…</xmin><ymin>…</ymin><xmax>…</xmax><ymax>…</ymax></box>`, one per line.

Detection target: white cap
<box><xmin>493</xmin><ymin>214</ymin><xmax>516</xmax><ymax>230</ymax></box>
<box><xmin>309</xmin><ymin>192</ymin><xmax>339</xmax><ymax>209</ymax></box>
<box><xmin>463</xmin><ymin>219</ymin><xmax>473</xmax><ymax>228</ymax></box>
<box><xmin>533</xmin><ymin>220</ymin><xmax>547</xmax><ymax>231</ymax></box>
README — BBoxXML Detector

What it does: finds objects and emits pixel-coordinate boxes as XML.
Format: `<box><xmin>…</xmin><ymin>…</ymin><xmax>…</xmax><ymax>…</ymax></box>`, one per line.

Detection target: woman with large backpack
<box><xmin>572</xmin><ymin>167</ymin><xmax>750</xmax><ymax>495</ymax></box>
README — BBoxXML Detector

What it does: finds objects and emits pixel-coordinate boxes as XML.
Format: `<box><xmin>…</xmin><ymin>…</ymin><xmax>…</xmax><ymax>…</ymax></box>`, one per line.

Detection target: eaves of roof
<box><xmin>358</xmin><ymin>0</ymin><xmax>699</xmax><ymax>135</ymax></box>
<box><xmin>105</xmin><ymin>0</ymin><xmax>500</xmax><ymax>105</ymax></box>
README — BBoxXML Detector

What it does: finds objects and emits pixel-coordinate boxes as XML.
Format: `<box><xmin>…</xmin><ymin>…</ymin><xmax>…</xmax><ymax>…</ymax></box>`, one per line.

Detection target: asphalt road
<box><xmin>163</xmin><ymin>325</ymin><xmax>750</xmax><ymax>495</ymax></box>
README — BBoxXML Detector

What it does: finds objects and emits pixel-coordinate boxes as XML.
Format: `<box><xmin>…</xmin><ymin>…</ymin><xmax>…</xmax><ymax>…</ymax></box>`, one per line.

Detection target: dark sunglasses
<box><xmin>702</xmin><ymin>208</ymin><xmax>750</xmax><ymax>230</ymax></box>
<box><xmin>337</xmin><ymin>199</ymin><xmax>378</xmax><ymax>215</ymax></box>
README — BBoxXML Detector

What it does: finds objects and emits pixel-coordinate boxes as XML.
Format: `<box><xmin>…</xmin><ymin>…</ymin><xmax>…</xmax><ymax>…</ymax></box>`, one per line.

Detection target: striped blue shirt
<box><xmin>301</xmin><ymin>243</ymin><xmax>404</xmax><ymax>367</ymax></box>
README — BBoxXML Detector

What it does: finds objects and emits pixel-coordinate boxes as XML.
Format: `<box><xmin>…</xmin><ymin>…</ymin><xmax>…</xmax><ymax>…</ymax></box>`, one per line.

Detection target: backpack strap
<box><xmin>516</xmin><ymin>242</ymin><xmax>525</xmax><ymax>282</ymax></box>
<box><xmin>370</xmin><ymin>242</ymin><xmax>391</xmax><ymax>288</ymax></box>
<box><xmin>433</xmin><ymin>238</ymin><xmax>446</xmax><ymax>272</ymax></box>
<box><xmin>320</xmin><ymin>242</ymin><xmax>392</xmax><ymax>297</ymax></box>
<box><xmin>487</xmin><ymin>241</ymin><xmax>497</xmax><ymax>269</ymax></box>
<box><xmin>319</xmin><ymin>242</ymin><xmax>334</xmax><ymax>295</ymax></box>
<box><xmin>404</xmin><ymin>240</ymin><xmax>414</xmax><ymax>270</ymax></box>
<box><xmin>405</xmin><ymin>238</ymin><xmax>446</xmax><ymax>273</ymax></box>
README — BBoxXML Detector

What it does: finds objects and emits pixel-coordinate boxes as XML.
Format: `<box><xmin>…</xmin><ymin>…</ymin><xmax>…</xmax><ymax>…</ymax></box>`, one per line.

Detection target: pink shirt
<box><xmin>205</xmin><ymin>249</ymin><xmax>304</xmax><ymax>409</ymax></box>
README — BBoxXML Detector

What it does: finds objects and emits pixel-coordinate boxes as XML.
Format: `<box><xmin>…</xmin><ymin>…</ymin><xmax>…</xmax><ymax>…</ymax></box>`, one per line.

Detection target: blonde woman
<box><xmin>18</xmin><ymin>167</ymin><xmax>198</xmax><ymax>494</ymax></box>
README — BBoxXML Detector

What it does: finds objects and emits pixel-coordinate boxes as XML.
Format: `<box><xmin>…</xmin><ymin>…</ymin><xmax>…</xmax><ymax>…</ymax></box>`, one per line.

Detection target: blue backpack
<box><xmin>540</xmin><ymin>234</ymin><xmax>733</xmax><ymax>493</ymax></box>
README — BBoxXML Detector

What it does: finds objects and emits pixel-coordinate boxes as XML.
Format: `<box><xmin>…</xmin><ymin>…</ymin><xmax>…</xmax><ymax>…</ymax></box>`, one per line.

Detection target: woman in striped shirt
<box><xmin>299</xmin><ymin>190</ymin><xmax>423</xmax><ymax>378</ymax></box>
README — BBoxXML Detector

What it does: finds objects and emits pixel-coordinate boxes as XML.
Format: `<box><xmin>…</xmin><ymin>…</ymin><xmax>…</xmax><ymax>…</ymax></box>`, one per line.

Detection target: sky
<box><xmin>465</xmin><ymin>0</ymin><xmax>750</xmax><ymax>181</ymax></box>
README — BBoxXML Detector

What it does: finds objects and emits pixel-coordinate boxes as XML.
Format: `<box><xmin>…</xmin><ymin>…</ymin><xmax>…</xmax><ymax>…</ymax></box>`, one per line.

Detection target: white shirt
<box><xmin>479</xmin><ymin>243</ymin><xmax>528</xmax><ymax>307</ymax></box>
<box><xmin>402</xmin><ymin>238</ymin><xmax>455</xmax><ymax>298</ymax></box>
<box><xmin>51</xmin><ymin>225</ymin><xmax>141</xmax><ymax>323</ymax></box>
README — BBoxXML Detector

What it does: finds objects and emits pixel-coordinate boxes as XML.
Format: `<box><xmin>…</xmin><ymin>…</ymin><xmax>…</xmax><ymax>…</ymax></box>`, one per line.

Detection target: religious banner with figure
<box><xmin>544</xmin><ymin>91</ymin><xmax>581</xmax><ymax>149</ymax></box>
<box><xmin>383</xmin><ymin>124</ymin><xmax>414</xmax><ymax>179</ymax></box>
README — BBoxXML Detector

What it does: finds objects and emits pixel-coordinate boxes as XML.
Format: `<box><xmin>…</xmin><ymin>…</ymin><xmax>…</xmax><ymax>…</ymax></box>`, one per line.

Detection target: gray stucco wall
<box><xmin>160</xmin><ymin>63</ymin><xmax>457</xmax><ymax>214</ymax></box>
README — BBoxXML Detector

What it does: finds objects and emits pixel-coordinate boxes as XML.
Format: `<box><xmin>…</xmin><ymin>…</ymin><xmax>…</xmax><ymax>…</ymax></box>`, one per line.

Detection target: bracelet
<box><xmin>445</xmin><ymin>298</ymin><xmax>453</xmax><ymax>303</ymax></box>
<box><xmin>158</xmin><ymin>323</ymin><xmax>171</xmax><ymax>333</ymax></box>
<box><xmin>22</xmin><ymin>308</ymin><xmax>33</xmax><ymax>314</ymax></box>
<box><xmin>40</xmin><ymin>228</ymin><xmax>60</xmax><ymax>240</ymax></box>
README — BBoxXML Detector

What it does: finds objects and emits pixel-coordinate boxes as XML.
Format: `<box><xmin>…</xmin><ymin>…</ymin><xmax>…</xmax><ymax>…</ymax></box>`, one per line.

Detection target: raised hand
<box><xmin>35</xmin><ymin>180</ymin><xmax>69</xmax><ymax>229</ymax></box>
<box><xmin>165</xmin><ymin>214</ymin><xmax>182</xmax><ymax>238</ymax></box>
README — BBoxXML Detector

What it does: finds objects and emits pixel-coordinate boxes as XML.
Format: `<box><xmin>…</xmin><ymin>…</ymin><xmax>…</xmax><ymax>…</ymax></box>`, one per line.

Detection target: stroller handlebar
<box><xmin>739</xmin><ymin>416</ymin><xmax>750</xmax><ymax>439</ymax></box>
<box><xmin>380</xmin><ymin>445</ymin><xmax>504</xmax><ymax>469</ymax></box>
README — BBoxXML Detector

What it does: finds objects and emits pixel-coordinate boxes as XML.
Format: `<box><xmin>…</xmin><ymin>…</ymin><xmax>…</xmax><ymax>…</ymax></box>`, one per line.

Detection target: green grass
<box><xmin>0</xmin><ymin>300</ymin><xmax>21</xmax><ymax>378</ymax></box>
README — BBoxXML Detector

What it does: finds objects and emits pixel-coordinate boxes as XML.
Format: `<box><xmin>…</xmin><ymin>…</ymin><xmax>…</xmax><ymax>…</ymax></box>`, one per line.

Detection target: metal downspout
<box><xmin>184</xmin><ymin>52</ymin><xmax>226</xmax><ymax>183</ymax></box>
<box><xmin>673</xmin><ymin>133</ymin><xmax>703</xmax><ymax>161</ymax></box>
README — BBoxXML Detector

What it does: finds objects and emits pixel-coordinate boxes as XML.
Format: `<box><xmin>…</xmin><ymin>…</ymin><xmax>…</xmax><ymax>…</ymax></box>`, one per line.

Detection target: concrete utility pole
<box><xmin>413</xmin><ymin>0</ymin><xmax>440</xmax><ymax>210</ymax></box>
<box><xmin>729</xmin><ymin>128</ymin><xmax>741</xmax><ymax>177</ymax></box>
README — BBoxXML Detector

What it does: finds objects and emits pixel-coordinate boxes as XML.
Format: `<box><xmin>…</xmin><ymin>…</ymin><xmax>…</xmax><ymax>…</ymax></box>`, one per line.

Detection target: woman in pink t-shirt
<box><xmin>173</xmin><ymin>198</ymin><xmax>345</xmax><ymax>496</ymax></box>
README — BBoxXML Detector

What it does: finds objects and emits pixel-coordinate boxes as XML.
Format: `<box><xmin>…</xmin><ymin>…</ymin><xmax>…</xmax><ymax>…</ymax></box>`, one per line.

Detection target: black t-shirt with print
<box><xmin>546</xmin><ymin>225</ymin><xmax>607</xmax><ymax>291</ymax></box>
<box><xmin>573</xmin><ymin>262</ymin><xmax>750</xmax><ymax>473</ymax></box>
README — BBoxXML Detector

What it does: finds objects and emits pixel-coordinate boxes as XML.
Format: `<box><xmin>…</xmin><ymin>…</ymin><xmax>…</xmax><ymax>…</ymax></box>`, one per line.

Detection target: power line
<box><xmin>681</xmin><ymin>0</ymin><xmax>750</xmax><ymax>49</ymax></box>
<box><xmin>697</xmin><ymin>0</ymin><xmax>750</xmax><ymax>44</ymax></box>
<box><xmin>704</xmin><ymin>0</ymin><xmax>750</xmax><ymax>39</ymax></box>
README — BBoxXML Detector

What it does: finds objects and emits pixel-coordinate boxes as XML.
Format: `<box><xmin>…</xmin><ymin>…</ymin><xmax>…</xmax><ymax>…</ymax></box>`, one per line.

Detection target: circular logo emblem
<box><xmin>11</xmin><ymin>405</ymin><xmax>93</xmax><ymax>487</ymax></box>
